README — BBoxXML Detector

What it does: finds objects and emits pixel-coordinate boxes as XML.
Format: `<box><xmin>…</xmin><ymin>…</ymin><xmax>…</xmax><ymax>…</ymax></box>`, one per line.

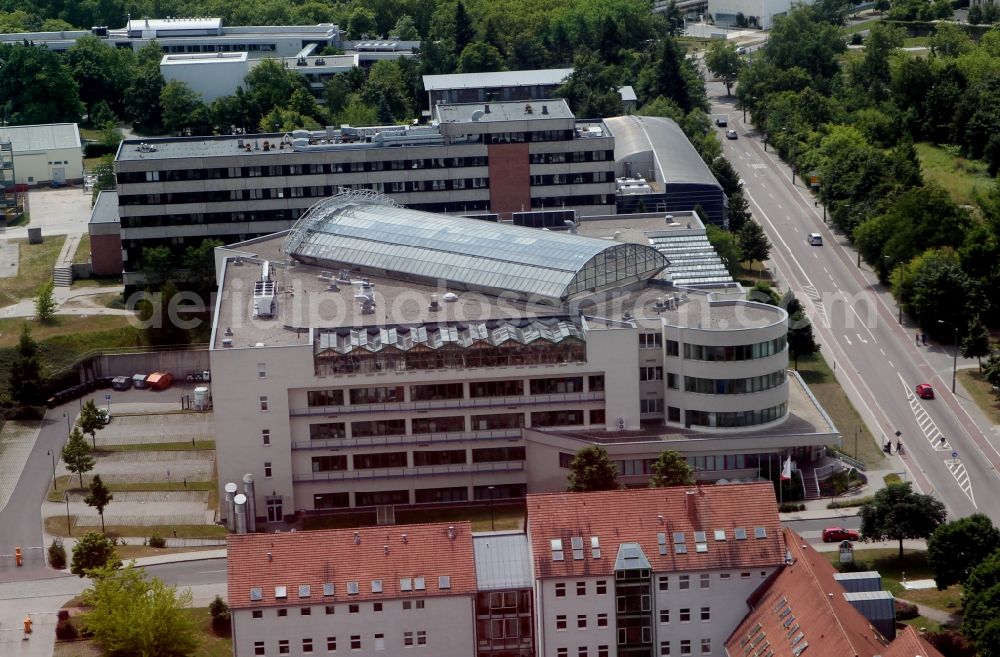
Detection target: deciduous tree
<box><xmin>705</xmin><ymin>41</ymin><xmax>744</xmax><ymax>96</ymax></box>
<box><xmin>567</xmin><ymin>446</ymin><xmax>621</xmax><ymax>492</ymax></box>
<box><xmin>859</xmin><ymin>482</ymin><xmax>947</xmax><ymax>559</ymax></box>
<box><xmin>35</xmin><ymin>278</ymin><xmax>56</xmax><ymax>323</ymax></box>
<box><xmin>81</xmin><ymin>564</ymin><xmax>197</xmax><ymax>656</ymax></box>
<box><xmin>85</xmin><ymin>474</ymin><xmax>113</xmax><ymax>534</ymax></box>
<box><xmin>738</xmin><ymin>219</ymin><xmax>771</xmax><ymax>275</ymax></box>
<box><xmin>70</xmin><ymin>532</ymin><xmax>120</xmax><ymax>577</ymax></box>
<box><xmin>927</xmin><ymin>514</ymin><xmax>1000</xmax><ymax>590</ymax></box>
<box><xmin>62</xmin><ymin>427</ymin><xmax>95</xmax><ymax>490</ymax></box>
<box><xmin>78</xmin><ymin>399</ymin><xmax>105</xmax><ymax>449</ymax></box>
<box><xmin>649</xmin><ymin>450</ymin><xmax>693</xmax><ymax>487</ymax></box>
<box><xmin>962</xmin><ymin>315</ymin><xmax>991</xmax><ymax>371</ymax></box>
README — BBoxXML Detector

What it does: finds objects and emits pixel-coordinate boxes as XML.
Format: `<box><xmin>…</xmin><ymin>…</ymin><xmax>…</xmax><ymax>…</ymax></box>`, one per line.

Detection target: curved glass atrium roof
<box><xmin>284</xmin><ymin>190</ymin><xmax>669</xmax><ymax>301</ymax></box>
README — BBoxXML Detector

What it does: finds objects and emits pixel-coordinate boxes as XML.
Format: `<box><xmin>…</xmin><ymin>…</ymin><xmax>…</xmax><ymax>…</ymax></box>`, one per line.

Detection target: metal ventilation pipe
<box><xmin>224</xmin><ymin>482</ymin><xmax>238</xmax><ymax>532</ymax></box>
<box><xmin>243</xmin><ymin>473</ymin><xmax>257</xmax><ymax>532</ymax></box>
<box><xmin>234</xmin><ymin>493</ymin><xmax>248</xmax><ymax>534</ymax></box>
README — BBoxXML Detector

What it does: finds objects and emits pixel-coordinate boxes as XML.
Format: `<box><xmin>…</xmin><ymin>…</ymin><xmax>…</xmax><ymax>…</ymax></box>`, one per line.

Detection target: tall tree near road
<box><xmin>70</xmin><ymin>533</ymin><xmax>121</xmax><ymax>578</ymax></box>
<box><xmin>62</xmin><ymin>427</ymin><xmax>95</xmax><ymax>489</ymax></box>
<box><xmin>737</xmin><ymin>219</ymin><xmax>771</xmax><ymax>277</ymax></box>
<box><xmin>962</xmin><ymin>315</ymin><xmax>991</xmax><ymax>371</ymax></box>
<box><xmin>35</xmin><ymin>279</ymin><xmax>56</xmax><ymax>323</ymax></box>
<box><xmin>705</xmin><ymin>41</ymin><xmax>744</xmax><ymax>97</ymax></box>
<box><xmin>567</xmin><ymin>446</ymin><xmax>621</xmax><ymax>492</ymax></box>
<box><xmin>859</xmin><ymin>482</ymin><xmax>947</xmax><ymax>559</ymax></box>
<box><xmin>9</xmin><ymin>324</ymin><xmax>45</xmax><ymax>409</ymax></box>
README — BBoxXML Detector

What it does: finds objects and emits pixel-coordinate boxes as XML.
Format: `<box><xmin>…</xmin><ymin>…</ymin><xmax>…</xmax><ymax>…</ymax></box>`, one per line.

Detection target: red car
<box><xmin>915</xmin><ymin>383</ymin><xmax>935</xmax><ymax>399</ymax></box>
<box><xmin>822</xmin><ymin>527</ymin><xmax>860</xmax><ymax>543</ymax></box>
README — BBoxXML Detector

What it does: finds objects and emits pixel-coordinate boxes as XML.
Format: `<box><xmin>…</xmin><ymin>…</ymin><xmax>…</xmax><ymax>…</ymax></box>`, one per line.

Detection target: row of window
<box><xmin>682</xmin><ymin>337</ymin><xmax>787</xmax><ymax>362</ymax></box>
<box><xmin>312</xmin><ymin>484</ymin><xmax>528</xmax><ymax>508</ymax></box>
<box><xmin>530</xmin><ymin>172</ymin><xmax>610</xmax><ymax>186</ymax></box>
<box><xmin>304</xmin><ymin>377</ymin><xmax>604</xmax><ymax>408</ymax></box>
<box><xmin>310</xmin><ymin>446</ymin><xmax>527</xmax><ymax>472</ymax></box>
<box><xmin>159</xmin><ymin>42</ymin><xmax>279</xmax><ymax>54</ymax></box>
<box><xmin>120</xmin><ymin>157</ymin><xmax>491</xmax><ymax>184</ymax></box>
<box><xmin>683</xmin><ymin>370</ymin><xmax>786</xmax><ymax>395</ymax></box>
<box><xmin>555</xmin><ymin>612</ymin><xmax>610</xmax><ymax>629</ymax></box>
<box><xmin>253</xmin><ymin>631</ymin><xmax>426</xmax><ymax>655</ymax></box>
<box><xmin>614</xmin><ymin>453</ymin><xmax>787</xmax><ymax>476</ymax></box>
<box><xmin>252</xmin><ymin>599</ymin><xmax>426</xmax><ymax>620</ymax></box>
<box><xmin>660</xmin><ymin>639</ymin><xmax>713</xmax><ymax>656</ymax></box>
<box><xmin>684</xmin><ymin>403</ymin><xmax>787</xmax><ymax>428</ymax></box>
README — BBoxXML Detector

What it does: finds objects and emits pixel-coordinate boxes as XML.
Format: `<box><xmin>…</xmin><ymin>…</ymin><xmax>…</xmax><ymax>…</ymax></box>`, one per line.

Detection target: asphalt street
<box><xmin>708</xmin><ymin>79</ymin><xmax>1000</xmax><ymax>525</ymax></box>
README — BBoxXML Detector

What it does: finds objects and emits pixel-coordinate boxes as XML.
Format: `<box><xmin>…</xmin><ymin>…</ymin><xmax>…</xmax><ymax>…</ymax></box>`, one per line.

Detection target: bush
<box><xmin>778</xmin><ymin>503</ymin><xmax>806</xmax><ymax>512</ymax></box>
<box><xmin>57</xmin><ymin>609</ymin><xmax>70</xmax><ymax>622</ymax></box>
<box><xmin>209</xmin><ymin>594</ymin><xmax>230</xmax><ymax>632</ymax></box>
<box><xmin>48</xmin><ymin>539</ymin><xmax>67</xmax><ymax>570</ymax></box>
<box><xmin>148</xmin><ymin>533</ymin><xmax>166</xmax><ymax>548</ymax></box>
<box><xmin>895</xmin><ymin>599</ymin><xmax>919</xmax><ymax>620</ymax></box>
<box><xmin>925</xmin><ymin>629</ymin><xmax>977</xmax><ymax>657</ymax></box>
<box><xmin>55</xmin><ymin>619</ymin><xmax>78</xmax><ymax>641</ymax></box>
<box><xmin>827</xmin><ymin>496</ymin><xmax>873</xmax><ymax>509</ymax></box>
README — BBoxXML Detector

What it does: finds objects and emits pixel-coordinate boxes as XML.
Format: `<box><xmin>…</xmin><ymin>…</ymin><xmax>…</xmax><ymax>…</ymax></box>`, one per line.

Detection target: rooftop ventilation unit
<box><xmin>442</xmin><ymin>292</ymin><xmax>458</xmax><ymax>302</ymax></box>
<box><xmin>222</xmin><ymin>338</ymin><xmax>233</xmax><ymax>348</ymax></box>
<box><xmin>428</xmin><ymin>295</ymin><xmax>439</xmax><ymax>311</ymax></box>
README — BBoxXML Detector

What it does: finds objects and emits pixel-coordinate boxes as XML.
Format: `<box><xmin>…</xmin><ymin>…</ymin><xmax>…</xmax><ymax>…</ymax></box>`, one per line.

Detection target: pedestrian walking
<box><xmin>896</xmin><ymin>440</ymin><xmax>903</xmax><ymax>454</ymax></box>
<box><xmin>916</xmin><ymin>332</ymin><xmax>920</xmax><ymax>345</ymax></box>
<box><xmin>921</xmin><ymin>333</ymin><xmax>928</xmax><ymax>346</ymax></box>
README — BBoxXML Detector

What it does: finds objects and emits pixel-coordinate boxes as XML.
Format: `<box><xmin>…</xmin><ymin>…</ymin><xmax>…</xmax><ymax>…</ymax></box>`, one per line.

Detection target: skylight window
<box><xmin>657</xmin><ymin>532</ymin><xmax>667</xmax><ymax>556</ymax></box>
<box><xmin>673</xmin><ymin>532</ymin><xmax>686</xmax><ymax>544</ymax></box>
<box><xmin>755</xmin><ymin>527</ymin><xmax>767</xmax><ymax>539</ymax></box>
<box><xmin>250</xmin><ymin>587</ymin><xmax>262</xmax><ymax>601</ymax></box>
<box><xmin>590</xmin><ymin>536</ymin><xmax>601</xmax><ymax>559</ymax></box>
<box><xmin>414</xmin><ymin>577</ymin><xmax>425</xmax><ymax>590</ymax></box>
<box><xmin>735</xmin><ymin>527</ymin><xmax>748</xmax><ymax>540</ymax></box>
<box><xmin>347</xmin><ymin>581</ymin><xmax>359</xmax><ymax>595</ymax></box>
<box><xmin>400</xmin><ymin>578</ymin><xmax>412</xmax><ymax>591</ymax></box>
<box><xmin>438</xmin><ymin>576</ymin><xmax>451</xmax><ymax>590</ymax></box>
<box><xmin>371</xmin><ymin>580</ymin><xmax>382</xmax><ymax>593</ymax></box>
<box><xmin>298</xmin><ymin>585</ymin><xmax>311</xmax><ymax>598</ymax></box>
<box><xmin>274</xmin><ymin>586</ymin><xmax>287</xmax><ymax>599</ymax></box>
<box><xmin>551</xmin><ymin>539</ymin><xmax>564</xmax><ymax>561</ymax></box>
<box><xmin>571</xmin><ymin>536</ymin><xmax>584</xmax><ymax>560</ymax></box>
<box><xmin>714</xmin><ymin>529</ymin><xmax>726</xmax><ymax>541</ymax></box>
<box><xmin>323</xmin><ymin>583</ymin><xmax>335</xmax><ymax>596</ymax></box>
<box><xmin>694</xmin><ymin>531</ymin><xmax>706</xmax><ymax>542</ymax></box>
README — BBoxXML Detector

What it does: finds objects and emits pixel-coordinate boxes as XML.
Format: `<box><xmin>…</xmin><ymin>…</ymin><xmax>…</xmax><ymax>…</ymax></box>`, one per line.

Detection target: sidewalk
<box><xmin>0</xmin><ymin>285</ymin><xmax>129</xmax><ymax>319</ymax></box>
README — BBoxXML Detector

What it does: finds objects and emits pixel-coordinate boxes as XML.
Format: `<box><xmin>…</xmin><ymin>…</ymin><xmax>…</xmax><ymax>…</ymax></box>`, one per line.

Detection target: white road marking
<box><xmin>888</xmin><ymin>360</ymin><xmax>894</xmax><ymax>368</ymax></box>
<box><xmin>880</xmin><ymin>349</ymin><xmax>886</xmax><ymax>357</ymax></box>
<box><xmin>896</xmin><ymin>373</ymin><xmax>974</xmax><ymax>506</ymax></box>
<box><xmin>857</xmin><ymin>334</ymin><xmax>868</xmax><ymax>344</ymax></box>
<box><xmin>844</xmin><ymin>335</ymin><xmax>853</xmax><ymax>345</ymax></box>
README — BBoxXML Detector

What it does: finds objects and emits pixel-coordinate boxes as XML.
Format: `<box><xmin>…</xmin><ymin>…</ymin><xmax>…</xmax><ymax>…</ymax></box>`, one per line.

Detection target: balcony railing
<box><xmin>294</xmin><ymin>460</ymin><xmax>525</xmax><ymax>482</ymax></box>
<box><xmin>290</xmin><ymin>391</ymin><xmax>605</xmax><ymax>417</ymax></box>
<box><xmin>293</xmin><ymin>428</ymin><xmax>523</xmax><ymax>450</ymax></box>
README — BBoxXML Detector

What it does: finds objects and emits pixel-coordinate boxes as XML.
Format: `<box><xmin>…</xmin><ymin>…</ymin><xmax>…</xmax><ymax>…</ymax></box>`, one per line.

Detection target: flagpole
<box><xmin>780</xmin><ymin>451</ymin><xmax>784</xmax><ymax>505</ymax></box>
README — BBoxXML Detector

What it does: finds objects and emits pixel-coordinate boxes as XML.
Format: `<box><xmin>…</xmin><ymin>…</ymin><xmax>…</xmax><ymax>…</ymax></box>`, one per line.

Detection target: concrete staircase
<box><xmin>52</xmin><ymin>265</ymin><xmax>73</xmax><ymax>287</ymax></box>
<box><xmin>801</xmin><ymin>470</ymin><xmax>821</xmax><ymax>500</ymax></box>
<box><xmin>52</xmin><ymin>233</ymin><xmax>81</xmax><ymax>287</ymax></box>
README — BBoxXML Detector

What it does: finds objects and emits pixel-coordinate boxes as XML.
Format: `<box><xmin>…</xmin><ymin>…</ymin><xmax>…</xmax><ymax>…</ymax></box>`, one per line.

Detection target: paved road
<box><xmin>708</xmin><ymin>81</ymin><xmax>1000</xmax><ymax>525</ymax></box>
<box><xmin>0</xmin><ymin>387</ymin><xmax>201</xmax><ymax>581</ymax></box>
<box><xmin>784</xmin><ymin>517</ymin><xmax>861</xmax><ymax>534</ymax></box>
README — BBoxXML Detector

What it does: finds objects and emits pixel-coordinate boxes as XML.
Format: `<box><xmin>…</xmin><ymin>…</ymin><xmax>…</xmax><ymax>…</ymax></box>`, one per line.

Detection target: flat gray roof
<box><xmin>604</xmin><ymin>115</ymin><xmax>722</xmax><ymax>189</ymax></box>
<box><xmin>423</xmin><ymin>68</ymin><xmax>573</xmax><ymax>92</ymax></box>
<box><xmin>434</xmin><ymin>99</ymin><xmax>574</xmax><ymax>124</ymax></box>
<box><xmin>473</xmin><ymin>532</ymin><xmax>533</xmax><ymax>590</ymax></box>
<box><xmin>89</xmin><ymin>190</ymin><xmax>120</xmax><ymax>225</ymax></box>
<box><xmin>0</xmin><ymin>123</ymin><xmax>80</xmax><ymax>152</ymax></box>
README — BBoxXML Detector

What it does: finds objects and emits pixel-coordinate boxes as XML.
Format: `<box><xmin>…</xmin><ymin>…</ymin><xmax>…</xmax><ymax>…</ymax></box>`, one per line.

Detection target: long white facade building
<box><xmin>209</xmin><ymin>191</ymin><xmax>837</xmax><ymax>526</ymax></box>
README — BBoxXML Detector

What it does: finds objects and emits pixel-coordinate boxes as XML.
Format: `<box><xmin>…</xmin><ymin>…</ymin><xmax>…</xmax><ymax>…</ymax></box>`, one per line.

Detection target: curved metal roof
<box><xmin>284</xmin><ymin>190</ymin><xmax>668</xmax><ymax>301</ymax></box>
<box><xmin>604</xmin><ymin>115</ymin><xmax>722</xmax><ymax>189</ymax></box>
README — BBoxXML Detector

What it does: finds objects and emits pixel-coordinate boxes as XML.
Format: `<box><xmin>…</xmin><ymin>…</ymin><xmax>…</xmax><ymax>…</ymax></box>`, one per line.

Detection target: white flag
<box><xmin>780</xmin><ymin>455</ymin><xmax>792</xmax><ymax>481</ymax></box>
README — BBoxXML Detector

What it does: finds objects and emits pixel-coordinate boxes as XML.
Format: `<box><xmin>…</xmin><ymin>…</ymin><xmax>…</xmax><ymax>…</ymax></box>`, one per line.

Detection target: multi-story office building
<box><xmin>423</xmin><ymin>69</ymin><xmax>574</xmax><ymax>108</ymax></box>
<box><xmin>209</xmin><ymin>191</ymin><xmax>836</xmax><ymax>525</ymax></box>
<box><xmin>0</xmin><ymin>17</ymin><xmax>344</xmax><ymax>57</ymax></box>
<box><xmin>228</xmin><ymin>484</ymin><xmax>940</xmax><ymax>657</ymax></box>
<box><xmin>112</xmin><ymin>99</ymin><xmax>615</xmax><ymax>285</ymax></box>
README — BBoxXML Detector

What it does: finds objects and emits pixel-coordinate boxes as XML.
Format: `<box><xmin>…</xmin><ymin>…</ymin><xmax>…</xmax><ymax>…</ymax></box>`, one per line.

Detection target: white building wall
<box><xmin>160</xmin><ymin>55</ymin><xmax>252</xmax><ymax>102</ymax></box>
<box><xmin>11</xmin><ymin>146</ymin><xmax>83</xmax><ymax>186</ymax></box>
<box><xmin>231</xmin><ymin>595</ymin><xmax>476</xmax><ymax>657</ymax></box>
<box><xmin>536</xmin><ymin>577</ymin><xmax>616</xmax><ymax>657</ymax></box>
<box><xmin>708</xmin><ymin>0</ymin><xmax>813</xmax><ymax>29</ymax></box>
<box><xmin>585</xmin><ymin>325</ymin><xmax>640</xmax><ymax>430</ymax></box>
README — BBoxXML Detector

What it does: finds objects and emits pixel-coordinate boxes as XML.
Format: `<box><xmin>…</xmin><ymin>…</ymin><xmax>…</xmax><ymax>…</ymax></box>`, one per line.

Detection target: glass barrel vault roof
<box><xmin>283</xmin><ymin>191</ymin><xmax>669</xmax><ymax>301</ymax></box>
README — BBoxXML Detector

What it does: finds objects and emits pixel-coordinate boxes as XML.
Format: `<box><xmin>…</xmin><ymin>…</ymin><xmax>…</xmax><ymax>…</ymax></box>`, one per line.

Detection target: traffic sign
<box><xmin>952</xmin><ymin>451</ymin><xmax>958</xmax><ymax>459</ymax></box>
<box><xmin>105</xmin><ymin>394</ymin><xmax>111</xmax><ymax>401</ymax></box>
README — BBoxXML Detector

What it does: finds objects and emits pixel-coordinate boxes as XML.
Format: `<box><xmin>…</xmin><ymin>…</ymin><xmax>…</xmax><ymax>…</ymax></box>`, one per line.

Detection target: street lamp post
<box><xmin>854</xmin><ymin>427</ymin><xmax>862</xmax><ymax>460</ymax></box>
<box><xmin>62</xmin><ymin>411</ymin><xmax>71</xmax><ymax>438</ymax></box>
<box><xmin>938</xmin><ymin>319</ymin><xmax>958</xmax><ymax>393</ymax></box>
<box><xmin>64</xmin><ymin>492</ymin><xmax>72</xmax><ymax>536</ymax></box>
<box><xmin>47</xmin><ymin>449</ymin><xmax>57</xmax><ymax>493</ymax></box>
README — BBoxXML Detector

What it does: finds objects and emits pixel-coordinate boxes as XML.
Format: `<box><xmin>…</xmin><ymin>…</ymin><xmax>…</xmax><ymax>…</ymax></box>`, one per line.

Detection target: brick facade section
<box><xmin>89</xmin><ymin>232</ymin><xmax>123</xmax><ymax>276</ymax></box>
<box><xmin>487</xmin><ymin>142</ymin><xmax>531</xmax><ymax>219</ymax></box>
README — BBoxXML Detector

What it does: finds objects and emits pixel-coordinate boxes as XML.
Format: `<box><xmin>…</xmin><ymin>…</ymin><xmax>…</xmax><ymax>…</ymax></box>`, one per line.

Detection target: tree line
<box><xmin>736</xmin><ymin>3</ymin><xmax>1000</xmax><ymax>341</ymax></box>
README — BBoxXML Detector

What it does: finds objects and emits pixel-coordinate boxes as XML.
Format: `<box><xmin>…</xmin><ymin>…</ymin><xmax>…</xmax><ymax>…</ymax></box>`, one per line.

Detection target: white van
<box><xmin>808</xmin><ymin>233</ymin><xmax>823</xmax><ymax>246</ymax></box>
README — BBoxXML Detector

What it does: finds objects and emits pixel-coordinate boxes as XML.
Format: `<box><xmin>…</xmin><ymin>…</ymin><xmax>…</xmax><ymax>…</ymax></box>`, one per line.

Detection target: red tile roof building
<box><xmin>227</xmin><ymin>522</ymin><xmax>477</xmax><ymax>657</ymax></box>
<box><xmin>526</xmin><ymin>483</ymin><xmax>788</xmax><ymax>657</ymax></box>
<box><xmin>725</xmin><ymin>528</ymin><xmax>945</xmax><ymax>657</ymax></box>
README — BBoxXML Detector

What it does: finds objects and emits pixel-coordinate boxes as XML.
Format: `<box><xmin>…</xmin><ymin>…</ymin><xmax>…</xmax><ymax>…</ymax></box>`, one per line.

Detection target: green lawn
<box><xmin>957</xmin><ymin>369</ymin><xmax>1000</xmax><ymax>425</ymax></box>
<box><xmin>44</xmin><ymin>515</ymin><xmax>227</xmax><ymax>539</ymax></box>
<box><xmin>843</xmin><ymin>19</ymin><xmax>880</xmax><ymax>34</ymax></box>
<box><xmin>49</xmin><ymin>475</ymin><xmax>216</xmax><ymax>502</ymax></box>
<box><xmin>794</xmin><ymin>354</ymin><xmax>887</xmax><ymax>468</ymax></box>
<box><xmin>73</xmin><ymin>233</ymin><xmax>91</xmax><ymax>264</ymax></box>
<box><xmin>55</xmin><ymin>607</ymin><xmax>231</xmax><ymax>657</ymax></box>
<box><xmin>96</xmin><ymin>440</ymin><xmax>215</xmax><ymax>453</ymax></box>
<box><xmin>903</xmin><ymin>36</ymin><xmax>930</xmax><ymax>48</ymax></box>
<box><xmin>915</xmin><ymin>142</ymin><xmax>993</xmax><ymax>206</ymax></box>
<box><xmin>70</xmin><ymin>277</ymin><xmax>124</xmax><ymax>290</ymax></box>
<box><xmin>0</xmin><ymin>235</ymin><xmax>65</xmax><ymax>307</ymax></box>
<box><xmin>823</xmin><ymin>548</ymin><xmax>962</xmax><ymax>615</ymax></box>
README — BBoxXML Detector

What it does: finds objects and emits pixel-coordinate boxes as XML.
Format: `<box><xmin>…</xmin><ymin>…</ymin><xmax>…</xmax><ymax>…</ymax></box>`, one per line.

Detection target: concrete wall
<box><xmin>536</xmin><ymin>577</ymin><xmax>616</xmax><ymax>657</ymax></box>
<box><xmin>89</xmin><ymin>231</ymin><xmax>124</xmax><ymax>276</ymax></box>
<box><xmin>160</xmin><ymin>55</ymin><xmax>252</xmax><ymax>102</ymax></box>
<box><xmin>91</xmin><ymin>349</ymin><xmax>210</xmax><ymax>380</ymax></box>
